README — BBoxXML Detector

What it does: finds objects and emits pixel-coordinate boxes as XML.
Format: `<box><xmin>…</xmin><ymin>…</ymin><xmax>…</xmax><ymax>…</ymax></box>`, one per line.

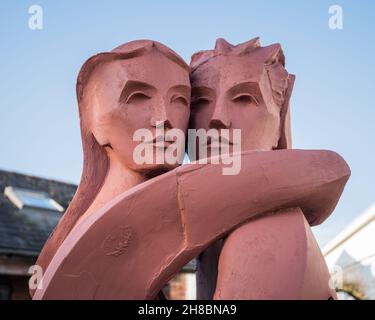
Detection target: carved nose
<box><xmin>209</xmin><ymin>118</ymin><xmax>230</xmax><ymax>130</ymax></box>
<box><xmin>210</xmin><ymin>104</ymin><xmax>231</xmax><ymax>129</ymax></box>
<box><xmin>152</xmin><ymin>118</ymin><xmax>173</xmax><ymax>130</ymax></box>
<box><xmin>150</xmin><ymin>100</ymin><xmax>171</xmax><ymax>128</ymax></box>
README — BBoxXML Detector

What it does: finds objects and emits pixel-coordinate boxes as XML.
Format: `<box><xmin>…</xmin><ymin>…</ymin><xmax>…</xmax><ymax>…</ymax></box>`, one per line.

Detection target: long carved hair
<box><xmin>190</xmin><ymin>37</ymin><xmax>295</xmax><ymax>149</ymax></box>
<box><xmin>32</xmin><ymin>41</ymin><xmax>189</xmax><ymax>293</ymax></box>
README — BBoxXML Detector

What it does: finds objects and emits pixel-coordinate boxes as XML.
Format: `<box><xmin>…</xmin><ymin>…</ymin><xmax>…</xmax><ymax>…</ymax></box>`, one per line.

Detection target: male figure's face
<box><xmin>190</xmin><ymin>55</ymin><xmax>281</xmax><ymax>158</ymax></box>
<box><xmin>88</xmin><ymin>51</ymin><xmax>191</xmax><ymax>172</ymax></box>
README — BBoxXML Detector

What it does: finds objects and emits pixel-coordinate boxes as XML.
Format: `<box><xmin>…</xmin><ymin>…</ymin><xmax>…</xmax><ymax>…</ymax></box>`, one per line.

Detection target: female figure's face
<box><xmin>87</xmin><ymin>51</ymin><xmax>191</xmax><ymax>173</ymax></box>
<box><xmin>190</xmin><ymin>55</ymin><xmax>281</xmax><ymax>157</ymax></box>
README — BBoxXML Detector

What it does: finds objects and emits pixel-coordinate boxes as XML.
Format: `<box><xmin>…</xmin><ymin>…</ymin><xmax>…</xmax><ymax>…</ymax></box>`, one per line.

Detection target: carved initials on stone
<box><xmin>102</xmin><ymin>226</ymin><xmax>133</xmax><ymax>257</ymax></box>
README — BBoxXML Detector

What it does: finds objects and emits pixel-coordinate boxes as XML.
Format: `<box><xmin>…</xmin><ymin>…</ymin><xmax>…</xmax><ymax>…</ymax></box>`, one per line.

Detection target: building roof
<box><xmin>0</xmin><ymin>169</ymin><xmax>77</xmax><ymax>258</ymax></box>
<box><xmin>0</xmin><ymin>169</ymin><xmax>197</xmax><ymax>272</ymax></box>
<box><xmin>323</xmin><ymin>203</ymin><xmax>375</xmax><ymax>256</ymax></box>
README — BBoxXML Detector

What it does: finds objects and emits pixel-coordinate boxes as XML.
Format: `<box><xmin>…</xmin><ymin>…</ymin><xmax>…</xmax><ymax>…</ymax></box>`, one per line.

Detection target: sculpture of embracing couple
<box><xmin>30</xmin><ymin>38</ymin><xmax>350</xmax><ymax>300</ymax></box>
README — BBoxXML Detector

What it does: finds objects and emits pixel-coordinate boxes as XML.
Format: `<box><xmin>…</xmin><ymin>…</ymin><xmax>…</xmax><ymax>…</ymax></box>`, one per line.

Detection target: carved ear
<box><xmin>277</xmin><ymin>74</ymin><xmax>295</xmax><ymax>149</ymax></box>
<box><xmin>214</xmin><ymin>38</ymin><xmax>233</xmax><ymax>55</ymax></box>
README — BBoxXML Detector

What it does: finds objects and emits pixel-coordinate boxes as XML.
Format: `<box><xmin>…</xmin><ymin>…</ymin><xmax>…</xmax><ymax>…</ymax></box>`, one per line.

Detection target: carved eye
<box><xmin>232</xmin><ymin>93</ymin><xmax>259</xmax><ymax>105</ymax></box>
<box><xmin>171</xmin><ymin>94</ymin><xmax>189</xmax><ymax>107</ymax></box>
<box><xmin>191</xmin><ymin>97</ymin><xmax>212</xmax><ymax>108</ymax></box>
<box><xmin>125</xmin><ymin>91</ymin><xmax>151</xmax><ymax>104</ymax></box>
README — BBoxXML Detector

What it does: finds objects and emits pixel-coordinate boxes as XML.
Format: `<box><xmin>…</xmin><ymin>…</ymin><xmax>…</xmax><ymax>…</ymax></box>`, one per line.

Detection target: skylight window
<box><xmin>4</xmin><ymin>186</ymin><xmax>64</xmax><ymax>212</ymax></box>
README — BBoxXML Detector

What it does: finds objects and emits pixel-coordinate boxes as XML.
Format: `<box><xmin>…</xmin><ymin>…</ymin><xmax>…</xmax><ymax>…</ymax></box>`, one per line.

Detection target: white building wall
<box><xmin>323</xmin><ymin>203</ymin><xmax>375</xmax><ymax>299</ymax></box>
<box><xmin>185</xmin><ymin>273</ymin><xmax>196</xmax><ymax>300</ymax></box>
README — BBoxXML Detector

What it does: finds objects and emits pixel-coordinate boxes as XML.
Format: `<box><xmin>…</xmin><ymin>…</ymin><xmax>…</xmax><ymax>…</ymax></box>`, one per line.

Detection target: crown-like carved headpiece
<box><xmin>191</xmin><ymin>37</ymin><xmax>292</xmax><ymax>109</ymax></box>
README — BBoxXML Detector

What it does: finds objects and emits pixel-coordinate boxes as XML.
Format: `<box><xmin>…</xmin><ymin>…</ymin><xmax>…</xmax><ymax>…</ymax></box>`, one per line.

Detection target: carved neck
<box><xmin>77</xmin><ymin>150</ymin><xmax>146</xmax><ymax>225</ymax></box>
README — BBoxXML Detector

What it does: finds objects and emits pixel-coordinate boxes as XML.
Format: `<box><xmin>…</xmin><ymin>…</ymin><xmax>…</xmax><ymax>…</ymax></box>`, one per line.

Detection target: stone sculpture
<box><xmin>190</xmin><ymin>38</ymin><xmax>339</xmax><ymax>299</ymax></box>
<box><xmin>31</xmin><ymin>38</ymin><xmax>350</xmax><ymax>300</ymax></box>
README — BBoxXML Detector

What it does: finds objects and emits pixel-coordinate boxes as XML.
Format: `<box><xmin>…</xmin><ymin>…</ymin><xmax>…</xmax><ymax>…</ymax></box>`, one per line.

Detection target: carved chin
<box><xmin>140</xmin><ymin>164</ymin><xmax>176</xmax><ymax>179</ymax></box>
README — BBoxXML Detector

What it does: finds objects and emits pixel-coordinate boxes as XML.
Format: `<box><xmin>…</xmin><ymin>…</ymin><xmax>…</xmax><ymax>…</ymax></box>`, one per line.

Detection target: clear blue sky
<box><xmin>0</xmin><ymin>0</ymin><xmax>374</xmax><ymax>246</ymax></box>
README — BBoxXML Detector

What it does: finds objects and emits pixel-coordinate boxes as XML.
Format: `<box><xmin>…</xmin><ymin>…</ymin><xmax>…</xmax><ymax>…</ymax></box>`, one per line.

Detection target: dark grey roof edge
<box><xmin>0</xmin><ymin>169</ymin><xmax>77</xmax><ymax>188</ymax></box>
